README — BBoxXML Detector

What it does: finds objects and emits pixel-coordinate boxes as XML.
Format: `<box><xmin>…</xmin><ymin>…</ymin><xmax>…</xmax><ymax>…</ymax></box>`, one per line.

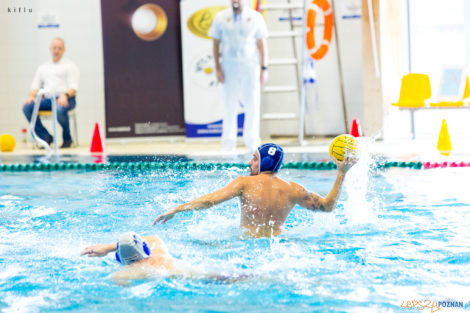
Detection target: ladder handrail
<box><xmin>30</xmin><ymin>89</ymin><xmax>59</xmax><ymax>156</ymax></box>
<box><xmin>298</xmin><ymin>0</ymin><xmax>308</xmax><ymax>145</ymax></box>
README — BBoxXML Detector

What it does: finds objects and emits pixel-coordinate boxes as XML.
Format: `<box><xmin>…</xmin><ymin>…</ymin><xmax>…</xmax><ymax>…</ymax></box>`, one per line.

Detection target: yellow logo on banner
<box><xmin>187</xmin><ymin>6</ymin><xmax>227</xmax><ymax>39</ymax></box>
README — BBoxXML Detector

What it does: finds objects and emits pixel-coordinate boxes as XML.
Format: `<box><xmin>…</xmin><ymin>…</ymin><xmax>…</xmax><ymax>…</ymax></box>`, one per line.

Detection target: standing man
<box><xmin>209</xmin><ymin>0</ymin><xmax>269</xmax><ymax>152</ymax></box>
<box><xmin>22</xmin><ymin>37</ymin><xmax>79</xmax><ymax>148</ymax></box>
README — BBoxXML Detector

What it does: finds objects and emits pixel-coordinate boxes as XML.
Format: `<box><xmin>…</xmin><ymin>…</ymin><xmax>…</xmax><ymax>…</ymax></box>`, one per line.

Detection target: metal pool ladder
<box><xmin>29</xmin><ymin>89</ymin><xmax>58</xmax><ymax>156</ymax></box>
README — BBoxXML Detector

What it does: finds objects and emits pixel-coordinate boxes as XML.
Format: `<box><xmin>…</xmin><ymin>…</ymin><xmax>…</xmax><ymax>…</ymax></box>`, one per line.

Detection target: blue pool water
<box><xmin>1</xmin><ymin>163</ymin><xmax>470</xmax><ymax>312</ymax></box>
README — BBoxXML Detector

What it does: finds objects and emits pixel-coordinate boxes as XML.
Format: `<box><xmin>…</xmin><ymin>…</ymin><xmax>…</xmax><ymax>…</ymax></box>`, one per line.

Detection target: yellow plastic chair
<box><xmin>430</xmin><ymin>76</ymin><xmax>469</xmax><ymax>107</ymax></box>
<box><xmin>392</xmin><ymin>73</ymin><xmax>431</xmax><ymax>108</ymax></box>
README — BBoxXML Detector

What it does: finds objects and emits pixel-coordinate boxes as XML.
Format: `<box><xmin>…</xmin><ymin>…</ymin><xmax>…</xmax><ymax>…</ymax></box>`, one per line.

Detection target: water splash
<box><xmin>343</xmin><ymin>137</ymin><xmax>377</xmax><ymax>225</ymax></box>
<box><xmin>1</xmin><ymin>167</ymin><xmax>470</xmax><ymax>312</ymax></box>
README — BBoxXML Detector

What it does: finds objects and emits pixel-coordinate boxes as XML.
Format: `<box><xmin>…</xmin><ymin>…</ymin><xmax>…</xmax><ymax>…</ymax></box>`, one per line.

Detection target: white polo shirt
<box><xmin>31</xmin><ymin>57</ymin><xmax>79</xmax><ymax>97</ymax></box>
<box><xmin>209</xmin><ymin>7</ymin><xmax>268</xmax><ymax>64</ymax></box>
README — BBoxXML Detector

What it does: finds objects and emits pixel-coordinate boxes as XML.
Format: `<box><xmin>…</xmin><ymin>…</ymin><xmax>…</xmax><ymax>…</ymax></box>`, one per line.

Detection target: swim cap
<box><xmin>257</xmin><ymin>143</ymin><xmax>284</xmax><ymax>173</ymax></box>
<box><xmin>115</xmin><ymin>232</ymin><xmax>151</xmax><ymax>265</ymax></box>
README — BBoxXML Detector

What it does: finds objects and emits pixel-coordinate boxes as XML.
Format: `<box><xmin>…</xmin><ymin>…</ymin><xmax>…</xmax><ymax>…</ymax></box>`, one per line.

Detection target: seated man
<box><xmin>22</xmin><ymin>37</ymin><xmax>79</xmax><ymax>148</ymax></box>
<box><xmin>153</xmin><ymin>143</ymin><xmax>356</xmax><ymax>238</ymax></box>
<box><xmin>81</xmin><ymin>232</ymin><xmax>248</xmax><ymax>285</ymax></box>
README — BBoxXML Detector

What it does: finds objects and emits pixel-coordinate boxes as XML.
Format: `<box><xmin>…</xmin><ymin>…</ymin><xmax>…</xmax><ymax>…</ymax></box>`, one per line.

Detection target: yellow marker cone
<box><xmin>437</xmin><ymin>119</ymin><xmax>452</xmax><ymax>156</ymax></box>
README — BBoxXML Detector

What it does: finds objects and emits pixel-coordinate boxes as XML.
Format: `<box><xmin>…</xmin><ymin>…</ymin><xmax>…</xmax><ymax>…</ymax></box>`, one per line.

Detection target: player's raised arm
<box><xmin>292</xmin><ymin>158</ymin><xmax>356</xmax><ymax>212</ymax></box>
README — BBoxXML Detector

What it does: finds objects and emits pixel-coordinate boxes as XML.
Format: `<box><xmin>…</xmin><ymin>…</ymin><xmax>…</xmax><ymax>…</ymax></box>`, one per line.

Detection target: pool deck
<box><xmin>1</xmin><ymin>136</ymin><xmax>470</xmax><ymax>162</ymax></box>
<box><xmin>7</xmin><ymin>137</ymin><xmax>331</xmax><ymax>156</ymax></box>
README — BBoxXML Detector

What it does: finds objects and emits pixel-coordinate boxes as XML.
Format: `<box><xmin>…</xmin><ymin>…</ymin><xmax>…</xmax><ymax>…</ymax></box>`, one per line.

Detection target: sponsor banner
<box><xmin>336</xmin><ymin>0</ymin><xmax>361</xmax><ymax>19</ymax></box>
<box><xmin>37</xmin><ymin>10</ymin><xmax>60</xmax><ymax>28</ymax></box>
<box><xmin>185</xmin><ymin>113</ymin><xmax>244</xmax><ymax>137</ymax></box>
<box><xmin>180</xmin><ymin>0</ymin><xmax>244</xmax><ymax>138</ymax></box>
<box><xmin>101</xmin><ymin>0</ymin><xmax>185</xmax><ymax>138</ymax></box>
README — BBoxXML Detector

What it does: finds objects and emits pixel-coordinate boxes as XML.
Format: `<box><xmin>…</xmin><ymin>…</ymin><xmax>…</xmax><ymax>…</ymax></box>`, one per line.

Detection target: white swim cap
<box><xmin>115</xmin><ymin>232</ymin><xmax>151</xmax><ymax>265</ymax></box>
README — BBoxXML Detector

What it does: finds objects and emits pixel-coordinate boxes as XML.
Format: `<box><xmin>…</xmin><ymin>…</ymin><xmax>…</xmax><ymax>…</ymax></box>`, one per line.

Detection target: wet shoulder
<box><xmin>244</xmin><ymin>174</ymin><xmax>292</xmax><ymax>188</ymax></box>
<box><xmin>146</xmin><ymin>236</ymin><xmax>171</xmax><ymax>256</ymax></box>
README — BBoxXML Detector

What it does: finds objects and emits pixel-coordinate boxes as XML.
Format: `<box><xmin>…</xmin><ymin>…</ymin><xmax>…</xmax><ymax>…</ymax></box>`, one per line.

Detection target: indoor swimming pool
<box><xmin>1</xmin><ymin>161</ymin><xmax>470</xmax><ymax>312</ymax></box>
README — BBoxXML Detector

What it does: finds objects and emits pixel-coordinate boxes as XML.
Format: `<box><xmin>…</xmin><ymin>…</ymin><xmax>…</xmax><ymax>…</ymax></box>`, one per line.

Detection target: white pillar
<box><xmin>465</xmin><ymin>0</ymin><xmax>470</xmax><ymax>70</ymax></box>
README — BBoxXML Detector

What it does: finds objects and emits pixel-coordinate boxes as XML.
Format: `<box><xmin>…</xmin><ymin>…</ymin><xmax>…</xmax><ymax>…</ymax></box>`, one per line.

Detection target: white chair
<box><xmin>37</xmin><ymin>109</ymin><xmax>79</xmax><ymax>147</ymax></box>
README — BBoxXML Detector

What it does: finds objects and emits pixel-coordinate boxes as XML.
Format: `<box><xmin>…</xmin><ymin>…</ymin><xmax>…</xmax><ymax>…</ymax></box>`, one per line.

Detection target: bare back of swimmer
<box><xmin>153</xmin><ymin>143</ymin><xmax>356</xmax><ymax>238</ymax></box>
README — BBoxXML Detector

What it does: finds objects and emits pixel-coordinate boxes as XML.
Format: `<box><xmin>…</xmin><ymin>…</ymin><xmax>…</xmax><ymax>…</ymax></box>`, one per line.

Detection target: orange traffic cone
<box><xmin>350</xmin><ymin>118</ymin><xmax>363</xmax><ymax>137</ymax></box>
<box><xmin>437</xmin><ymin>119</ymin><xmax>452</xmax><ymax>156</ymax></box>
<box><xmin>90</xmin><ymin>122</ymin><xmax>106</xmax><ymax>153</ymax></box>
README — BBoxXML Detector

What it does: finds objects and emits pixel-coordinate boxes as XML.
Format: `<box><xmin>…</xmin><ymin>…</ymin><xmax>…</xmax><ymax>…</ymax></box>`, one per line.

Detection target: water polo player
<box><xmin>153</xmin><ymin>143</ymin><xmax>357</xmax><ymax>238</ymax></box>
<box><xmin>81</xmin><ymin>232</ymin><xmax>249</xmax><ymax>284</ymax></box>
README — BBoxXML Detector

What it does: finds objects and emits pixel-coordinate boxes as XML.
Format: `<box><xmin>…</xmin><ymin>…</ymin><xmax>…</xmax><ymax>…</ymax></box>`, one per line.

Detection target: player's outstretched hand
<box><xmin>336</xmin><ymin>156</ymin><xmax>357</xmax><ymax>174</ymax></box>
<box><xmin>80</xmin><ymin>244</ymin><xmax>113</xmax><ymax>257</ymax></box>
<box><xmin>153</xmin><ymin>210</ymin><xmax>176</xmax><ymax>226</ymax></box>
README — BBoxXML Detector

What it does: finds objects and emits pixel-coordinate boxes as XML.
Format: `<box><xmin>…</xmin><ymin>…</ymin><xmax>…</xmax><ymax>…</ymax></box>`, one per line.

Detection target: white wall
<box><xmin>467</xmin><ymin>1</ymin><xmax>470</xmax><ymax>69</ymax></box>
<box><xmin>0</xmin><ymin>0</ymin><xmax>362</xmax><ymax>146</ymax></box>
<box><xmin>260</xmin><ymin>0</ymin><xmax>362</xmax><ymax>137</ymax></box>
<box><xmin>0</xmin><ymin>0</ymin><xmax>105</xmax><ymax>146</ymax></box>
<box><xmin>383</xmin><ymin>0</ymin><xmax>470</xmax><ymax>141</ymax></box>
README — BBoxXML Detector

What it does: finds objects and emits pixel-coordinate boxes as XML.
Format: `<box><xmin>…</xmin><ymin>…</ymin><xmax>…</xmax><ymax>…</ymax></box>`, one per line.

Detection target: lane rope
<box><xmin>0</xmin><ymin>161</ymin><xmax>427</xmax><ymax>172</ymax></box>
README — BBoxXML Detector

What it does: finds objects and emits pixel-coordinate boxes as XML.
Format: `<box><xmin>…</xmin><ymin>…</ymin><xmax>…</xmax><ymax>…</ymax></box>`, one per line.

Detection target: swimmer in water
<box><xmin>153</xmin><ymin>143</ymin><xmax>357</xmax><ymax>238</ymax></box>
<box><xmin>81</xmin><ymin>232</ymin><xmax>248</xmax><ymax>285</ymax></box>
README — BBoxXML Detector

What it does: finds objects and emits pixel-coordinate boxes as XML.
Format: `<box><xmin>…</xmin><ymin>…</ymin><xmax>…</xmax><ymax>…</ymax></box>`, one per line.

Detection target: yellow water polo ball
<box><xmin>329</xmin><ymin>134</ymin><xmax>357</xmax><ymax>162</ymax></box>
<box><xmin>0</xmin><ymin>134</ymin><xmax>16</xmax><ymax>152</ymax></box>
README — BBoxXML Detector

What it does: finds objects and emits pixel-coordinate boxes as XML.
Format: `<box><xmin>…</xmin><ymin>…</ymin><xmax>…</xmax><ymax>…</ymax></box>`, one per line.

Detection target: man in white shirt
<box><xmin>209</xmin><ymin>0</ymin><xmax>268</xmax><ymax>152</ymax></box>
<box><xmin>22</xmin><ymin>38</ymin><xmax>79</xmax><ymax>148</ymax></box>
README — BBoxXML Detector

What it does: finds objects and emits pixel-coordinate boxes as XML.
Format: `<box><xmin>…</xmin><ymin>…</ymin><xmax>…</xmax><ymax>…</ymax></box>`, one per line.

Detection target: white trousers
<box><xmin>221</xmin><ymin>61</ymin><xmax>261</xmax><ymax>152</ymax></box>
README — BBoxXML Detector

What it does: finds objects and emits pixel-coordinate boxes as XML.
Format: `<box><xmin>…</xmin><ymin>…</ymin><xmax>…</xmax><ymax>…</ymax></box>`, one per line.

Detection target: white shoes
<box><xmin>221</xmin><ymin>146</ymin><xmax>236</xmax><ymax>154</ymax></box>
<box><xmin>221</xmin><ymin>139</ymin><xmax>237</xmax><ymax>153</ymax></box>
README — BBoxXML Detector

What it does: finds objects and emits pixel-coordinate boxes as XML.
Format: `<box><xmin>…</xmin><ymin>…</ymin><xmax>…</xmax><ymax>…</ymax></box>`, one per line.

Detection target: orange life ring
<box><xmin>306</xmin><ymin>0</ymin><xmax>333</xmax><ymax>60</ymax></box>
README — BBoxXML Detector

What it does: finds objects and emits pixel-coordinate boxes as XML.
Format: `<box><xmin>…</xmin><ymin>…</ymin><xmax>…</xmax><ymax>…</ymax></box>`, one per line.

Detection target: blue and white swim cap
<box><xmin>257</xmin><ymin>143</ymin><xmax>284</xmax><ymax>173</ymax></box>
<box><xmin>115</xmin><ymin>232</ymin><xmax>151</xmax><ymax>265</ymax></box>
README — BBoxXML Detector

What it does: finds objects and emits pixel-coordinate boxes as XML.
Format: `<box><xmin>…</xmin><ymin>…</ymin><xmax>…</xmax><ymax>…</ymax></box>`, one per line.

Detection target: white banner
<box><xmin>181</xmin><ymin>0</ymin><xmax>245</xmax><ymax>137</ymax></box>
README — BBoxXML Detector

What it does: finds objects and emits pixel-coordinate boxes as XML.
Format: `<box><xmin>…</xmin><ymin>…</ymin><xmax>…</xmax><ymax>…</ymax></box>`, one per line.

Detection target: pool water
<box><xmin>1</xmin><ymin>164</ymin><xmax>470</xmax><ymax>312</ymax></box>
